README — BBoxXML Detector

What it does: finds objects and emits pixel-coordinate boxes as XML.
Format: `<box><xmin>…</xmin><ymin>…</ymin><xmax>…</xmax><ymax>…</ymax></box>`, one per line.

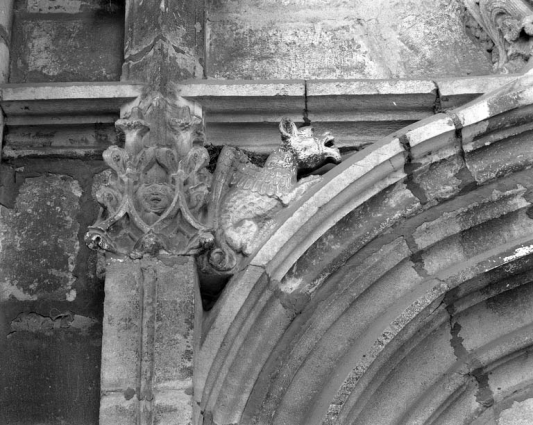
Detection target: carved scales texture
<box><xmin>464</xmin><ymin>0</ymin><xmax>533</xmax><ymax>72</ymax></box>
<box><xmin>85</xmin><ymin>95</ymin><xmax>214</xmax><ymax>258</ymax></box>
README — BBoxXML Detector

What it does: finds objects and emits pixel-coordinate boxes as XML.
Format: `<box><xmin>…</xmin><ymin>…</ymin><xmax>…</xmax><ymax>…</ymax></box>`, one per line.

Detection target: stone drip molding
<box><xmin>463</xmin><ymin>0</ymin><xmax>533</xmax><ymax>72</ymax></box>
<box><xmin>0</xmin><ymin>75</ymin><xmax>522</xmax><ymax>160</ymax></box>
<box><xmin>195</xmin><ymin>71</ymin><xmax>533</xmax><ymax>424</ymax></box>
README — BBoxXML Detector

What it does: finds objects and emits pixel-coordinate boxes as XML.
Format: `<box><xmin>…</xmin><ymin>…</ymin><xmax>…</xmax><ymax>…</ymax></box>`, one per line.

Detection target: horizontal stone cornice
<box><xmin>0</xmin><ymin>74</ymin><xmax>523</xmax><ymax>159</ymax></box>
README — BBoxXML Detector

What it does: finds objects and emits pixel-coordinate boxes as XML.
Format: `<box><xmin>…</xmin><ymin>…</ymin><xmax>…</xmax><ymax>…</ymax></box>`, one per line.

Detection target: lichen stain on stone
<box><xmin>27</xmin><ymin>0</ymin><xmax>84</xmax><ymax>14</ymax></box>
<box><xmin>9</xmin><ymin>311</ymin><xmax>99</xmax><ymax>336</ymax></box>
<box><xmin>499</xmin><ymin>398</ymin><xmax>533</xmax><ymax>424</ymax></box>
<box><xmin>503</xmin><ymin>244</ymin><xmax>533</xmax><ymax>264</ymax></box>
<box><xmin>0</xmin><ymin>175</ymin><xmax>81</xmax><ymax>301</ymax></box>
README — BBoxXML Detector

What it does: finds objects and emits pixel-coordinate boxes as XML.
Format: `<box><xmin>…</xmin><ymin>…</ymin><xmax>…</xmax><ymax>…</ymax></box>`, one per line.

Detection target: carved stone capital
<box><xmin>464</xmin><ymin>0</ymin><xmax>533</xmax><ymax>72</ymax></box>
<box><xmin>85</xmin><ymin>92</ymin><xmax>214</xmax><ymax>259</ymax></box>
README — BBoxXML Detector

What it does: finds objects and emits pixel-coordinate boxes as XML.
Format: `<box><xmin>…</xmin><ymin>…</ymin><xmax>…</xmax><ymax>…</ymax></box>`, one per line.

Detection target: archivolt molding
<box><xmin>196</xmin><ymin>71</ymin><xmax>533</xmax><ymax>424</ymax></box>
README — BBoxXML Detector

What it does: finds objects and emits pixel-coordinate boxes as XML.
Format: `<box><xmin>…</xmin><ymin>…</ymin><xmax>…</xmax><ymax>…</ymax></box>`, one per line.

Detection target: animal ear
<box><xmin>279</xmin><ymin>118</ymin><xmax>298</xmax><ymax>139</ymax></box>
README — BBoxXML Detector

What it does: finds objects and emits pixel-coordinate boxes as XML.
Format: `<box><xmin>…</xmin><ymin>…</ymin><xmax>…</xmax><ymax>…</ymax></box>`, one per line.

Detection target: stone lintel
<box><xmin>0</xmin><ymin>75</ymin><xmax>524</xmax><ymax>159</ymax></box>
<box><xmin>0</xmin><ymin>82</ymin><xmax>144</xmax><ymax>116</ymax></box>
<box><xmin>0</xmin><ymin>82</ymin><xmax>143</xmax><ymax>160</ymax></box>
<box><xmin>435</xmin><ymin>74</ymin><xmax>522</xmax><ymax>109</ymax></box>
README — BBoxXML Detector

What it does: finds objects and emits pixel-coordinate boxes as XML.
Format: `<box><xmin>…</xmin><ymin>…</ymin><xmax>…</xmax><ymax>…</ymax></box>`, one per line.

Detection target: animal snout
<box><xmin>322</xmin><ymin>133</ymin><xmax>336</xmax><ymax>148</ymax></box>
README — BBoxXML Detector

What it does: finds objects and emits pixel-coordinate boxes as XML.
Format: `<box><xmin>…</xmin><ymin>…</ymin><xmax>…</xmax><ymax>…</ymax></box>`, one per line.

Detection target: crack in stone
<box><xmin>0</xmin><ymin>25</ymin><xmax>10</xmax><ymax>46</ymax></box>
<box><xmin>399</xmin><ymin>133</ymin><xmax>429</xmax><ymax>205</ymax></box>
<box><xmin>303</xmin><ymin>80</ymin><xmax>311</xmax><ymax>125</ymax></box>
<box><xmin>444</xmin><ymin>111</ymin><xmax>477</xmax><ymax>194</ymax></box>
<box><xmin>446</xmin><ymin>305</ymin><xmax>495</xmax><ymax>409</ymax></box>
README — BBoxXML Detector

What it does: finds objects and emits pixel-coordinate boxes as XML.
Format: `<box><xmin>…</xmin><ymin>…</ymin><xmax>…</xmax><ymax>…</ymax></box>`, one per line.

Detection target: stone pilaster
<box><xmin>99</xmin><ymin>256</ymin><xmax>199</xmax><ymax>425</ymax></box>
<box><xmin>88</xmin><ymin>90</ymin><xmax>209</xmax><ymax>424</ymax></box>
<box><xmin>0</xmin><ymin>0</ymin><xmax>13</xmax><ymax>163</ymax></box>
<box><xmin>91</xmin><ymin>2</ymin><xmax>206</xmax><ymax>423</ymax></box>
<box><xmin>122</xmin><ymin>0</ymin><xmax>204</xmax><ymax>90</ymax></box>
<box><xmin>0</xmin><ymin>0</ymin><xmax>13</xmax><ymax>82</ymax></box>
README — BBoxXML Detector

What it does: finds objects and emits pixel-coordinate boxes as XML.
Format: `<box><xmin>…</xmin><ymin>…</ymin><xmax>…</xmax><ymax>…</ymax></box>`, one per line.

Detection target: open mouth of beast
<box><xmin>322</xmin><ymin>135</ymin><xmax>342</xmax><ymax>164</ymax></box>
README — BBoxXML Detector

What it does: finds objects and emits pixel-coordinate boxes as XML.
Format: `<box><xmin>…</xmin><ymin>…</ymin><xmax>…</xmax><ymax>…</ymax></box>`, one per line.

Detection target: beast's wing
<box><xmin>207</xmin><ymin>146</ymin><xmax>261</xmax><ymax>229</ymax></box>
<box><xmin>234</xmin><ymin>157</ymin><xmax>293</xmax><ymax>198</ymax></box>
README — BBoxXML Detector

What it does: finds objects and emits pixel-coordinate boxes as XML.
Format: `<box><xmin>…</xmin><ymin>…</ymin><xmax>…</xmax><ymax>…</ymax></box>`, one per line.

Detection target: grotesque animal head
<box><xmin>279</xmin><ymin>118</ymin><xmax>342</xmax><ymax>171</ymax></box>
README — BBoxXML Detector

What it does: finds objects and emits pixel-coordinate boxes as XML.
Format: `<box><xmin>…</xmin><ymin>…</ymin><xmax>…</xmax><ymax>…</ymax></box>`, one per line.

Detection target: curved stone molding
<box><xmin>464</xmin><ymin>0</ymin><xmax>533</xmax><ymax>72</ymax></box>
<box><xmin>195</xmin><ymin>70</ymin><xmax>533</xmax><ymax>424</ymax></box>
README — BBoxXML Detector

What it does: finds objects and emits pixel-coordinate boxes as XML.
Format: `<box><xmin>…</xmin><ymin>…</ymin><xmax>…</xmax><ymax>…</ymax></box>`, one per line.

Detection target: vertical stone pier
<box><xmin>0</xmin><ymin>0</ymin><xmax>14</xmax><ymax>162</ymax></box>
<box><xmin>91</xmin><ymin>1</ymin><xmax>207</xmax><ymax>423</ymax></box>
<box><xmin>99</xmin><ymin>256</ymin><xmax>200</xmax><ymax>424</ymax></box>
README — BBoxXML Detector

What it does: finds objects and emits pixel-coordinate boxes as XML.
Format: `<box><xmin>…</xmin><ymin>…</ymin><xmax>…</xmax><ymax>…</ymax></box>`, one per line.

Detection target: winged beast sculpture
<box><xmin>205</xmin><ymin>118</ymin><xmax>342</xmax><ymax>272</ymax></box>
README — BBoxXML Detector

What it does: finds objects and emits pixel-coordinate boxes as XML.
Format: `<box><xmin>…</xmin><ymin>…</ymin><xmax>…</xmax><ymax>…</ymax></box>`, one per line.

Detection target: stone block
<box><xmin>1</xmin><ymin>327</ymin><xmax>102</xmax><ymax>425</ymax></box>
<box><xmin>99</xmin><ymin>259</ymin><xmax>142</xmax><ymax>391</ymax></box>
<box><xmin>100</xmin><ymin>392</ymin><xmax>139</xmax><ymax>425</ymax></box>
<box><xmin>206</xmin><ymin>0</ymin><xmax>491</xmax><ymax>79</ymax></box>
<box><xmin>0</xmin><ymin>174</ymin><xmax>81</xmax><ymax>302</ymax></box>
<box><xmin>0</xmin><ymin>42</ymin><xmax>8</xmax><ymax>82</ymax></box>
<box><xmin>99</xmin><ymin>256</ymin><xmax>197</xmax><ymax>424</ymax></box>
<box><xmin>435</xmin><ymin>75</ymin><xmax>520</xmax><ymax>110</ymax></box>
<box><xmin>465</xmin><ymin>131</ymin><xmax>533</xmax><ymax>184</ymax></box>
<box><xmin>154</xmin><ymin>389</ymin><xmax>193</xmax><ymax>425</ymax></box>
<box><xmin>153</xmin><ymin>257</ymin><xmax>196</xmax><ymax>389</ymax></box>
<box><xmin>500</xmin><ymin>399</ymin><xmax>533</xmax><ymax>425</ymax></box>
<box><xmin>9</xmin><ymin>3</ymin><xmax>124</xmax><ymax>83</ymax></box>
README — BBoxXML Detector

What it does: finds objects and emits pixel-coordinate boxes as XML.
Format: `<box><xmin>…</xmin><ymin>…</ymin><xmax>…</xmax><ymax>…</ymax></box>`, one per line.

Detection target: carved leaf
<box><xmin>156</xmin><ymin>148</ymin><xmax>179</xmax><ymax>174</ymax></box>
<box><xmin>103</xmin><ymin>146</ymin><xmax>129</xmax><ymax>176</ymax></box>
<box><xmin>95</xmin><ymin>186</ymin><xmax>122</xmax><ymax>213</ymax></box>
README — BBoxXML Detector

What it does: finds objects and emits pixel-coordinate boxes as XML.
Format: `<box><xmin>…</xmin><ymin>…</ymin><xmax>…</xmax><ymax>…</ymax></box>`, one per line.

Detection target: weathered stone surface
<box><xmin>99</xmin><ymin>392</ymin><xmax>138</xmax><ymax>425</ymax></box>
<box><xmin>122</xmin><ymin>0</ymin><xmax>204</xmax><ymax>87</ymax></box>
<box><xmin>0</xmin><ymin>174</ymin><xmax>81</xmax><ymax>301</ymax></box>
<box><xmin>0</xmin><ymin>0</ymin><xmax>14</xmax><ymax>82</ymax></box>
<box><xmin>462</xmin><ymin>0</ymin><xmax>533</xmax><ymax>73</ymax></box>
<box><xmin>99</xmin><ymin>256</ymin><xmax>197</xmax><ymax>424</ymax></box>
<box><xmin>9</xmin><ymin>0</ymin><xmax>124</xmax><ymax>83</ymax></box>
<box><xmin>435</xmin><ymin>74</ymin><xmax>520</xmax><ymax>110</ymax></box>
<box><xmin>0</xmin><ymin>159</ymin><xmax>105</xmax><ymax>425</ymax></box>
<box><xmin>500</xmin><ymin>399</ymin><xmax>533</xmax><ymax>424</ymax></box>
<box><xmin>206</xmin><ymin>0</ymin><xmax>492</xmax><ymax>80</ymax></box>
<box><xmin>99</xmin><ymin>259</ymin><xmax>142</xmax><ymax>392</ymax></box>
<box><xmin>153</xmin><ymin>256</ymin><xmax>197</xmax><ymax>424</ymax></box>
<box><xmin>1</xmin><ymin>325</ymin><xmax>102</xmax><ymax>425</ymax></box>
<box><xmin>25</xmin><ymin>0</ymin><xmax>114</xmax><ymax>13</ymax></box>
<box><xmin>196</xmin><ymin>72</ymin><xmax>533</xmax><ymax>425</ymax></box>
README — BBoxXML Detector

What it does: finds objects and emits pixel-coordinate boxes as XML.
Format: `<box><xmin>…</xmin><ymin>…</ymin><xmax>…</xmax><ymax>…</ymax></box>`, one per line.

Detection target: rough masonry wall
<box><xmin>8</xmin><ymin>0</ymin><xmax>124</xmax><ymax>83</ymax></box>
<box><xmin>205</xmin><ymin>0</ymin><xmax>493</xmax><ymax>80</ymax></box>
<box><xmin>0</xmin><ymin>159</ymin><xmax>107</xmax><ymax>424</ymax></box>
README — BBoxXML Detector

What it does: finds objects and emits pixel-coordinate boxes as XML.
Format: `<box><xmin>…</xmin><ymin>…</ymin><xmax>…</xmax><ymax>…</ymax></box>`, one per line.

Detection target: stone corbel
<box><xmin>463</xmin><ymin>0</ymin><xmax>533</xmax><ymax>72</ymax></box>
<box><xmin>85</xmin><ymin>92</ymin><xmax>214</xmax><ymax>260</ymax></box>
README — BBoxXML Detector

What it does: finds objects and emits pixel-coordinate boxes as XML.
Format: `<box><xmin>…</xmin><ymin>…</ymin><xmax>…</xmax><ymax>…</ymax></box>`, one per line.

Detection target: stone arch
<box><xmin>195</xmin><ymin>72</ymin><xmax>533</xmax><ymax>425</ymax></box>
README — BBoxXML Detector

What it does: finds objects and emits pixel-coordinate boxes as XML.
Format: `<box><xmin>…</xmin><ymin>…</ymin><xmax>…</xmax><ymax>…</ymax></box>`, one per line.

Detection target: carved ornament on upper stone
<box><xmin>464</xmin><ymin>0</ymin><xmax>533</xmax><ymax>72</ymax></box>
<box><xmin>85</xmin><ymin>93</ymin><xmax>214</xmax><ymax>259</ymax></box>
<box><xmin>201</xmin><ymin>118</ymin><xmax>342</xmax><ymax>274</ymax></box>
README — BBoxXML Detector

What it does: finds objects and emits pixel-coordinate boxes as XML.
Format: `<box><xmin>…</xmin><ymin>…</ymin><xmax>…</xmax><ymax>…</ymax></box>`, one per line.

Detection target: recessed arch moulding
<box><xmin>195</xmin><ymin>71</ymin><xmax>533</xmax><ymax>425</ymax></box>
